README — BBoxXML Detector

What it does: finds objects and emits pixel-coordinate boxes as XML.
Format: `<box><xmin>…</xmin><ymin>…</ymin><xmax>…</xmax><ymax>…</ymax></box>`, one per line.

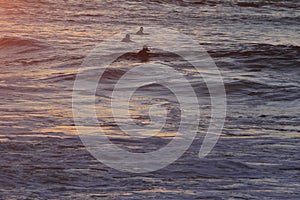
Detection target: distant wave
<box><xmin>0</xmin><ymin>37</ymin><xmax>48</xmax><ymax>53</ymax></box>
<box><xmin>144</xmin><ymin>0</ymin><xmax>300</xmax><ymax>8</ymax></box>
<box><xmin>225</xmin><ymin>79</ymin><xmax>300</xmax><ymax>101</ymax></box>
<box><xmin>235</xmin><ymin>1</ymin><xmax>300</xmax><ymax>8</ymax></box>
<box><xmin>41</xmin><ymin>73</ymin><xmax>76</xmax><ymax>83</ymax></box>
<box><xmin>225</xmin><ymin>79</ymin><xmax>275</xmax><ymax>93</ymax></box>
<box><xmin>210</xmin><ymin>43</ymin><xmax>300</xmax><ymax>57</ymax></box>
<box><xmin>209</xmin><ymin>43</ymin><xmax>300</xmax><ymax>70</ymax></box>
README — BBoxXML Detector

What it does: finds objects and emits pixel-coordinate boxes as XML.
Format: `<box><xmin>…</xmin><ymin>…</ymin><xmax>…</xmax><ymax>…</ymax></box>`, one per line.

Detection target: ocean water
<box><xmin>0</xmin><ymin>0</ymin><xmax>299</xmax><ymax>199</ymax></box>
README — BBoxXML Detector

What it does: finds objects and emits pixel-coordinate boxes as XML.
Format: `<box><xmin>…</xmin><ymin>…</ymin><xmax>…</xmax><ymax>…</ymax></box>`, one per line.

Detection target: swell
<box><xmin>209</xmin><ymin>43</ymin><xmax>300</xmax><ymax>70</ymax></box>
<box><xmin>234</xmin><ymin>0</ymin><xmax>300</xmax><ymax>9</ymax></box>
<box><xmin>0</xmin><ymin>37</ymin><xmax>48</xmax><ymax>53</ymax></box>
<box><xmin>41</xmin><ymin>73</ymin><xmax>76</xmax><ymax>83</ymax></box>
<box><xmin>139</xmin><ymin>0</ymin><xmax>300</xmax><ymax>8</ymax></box>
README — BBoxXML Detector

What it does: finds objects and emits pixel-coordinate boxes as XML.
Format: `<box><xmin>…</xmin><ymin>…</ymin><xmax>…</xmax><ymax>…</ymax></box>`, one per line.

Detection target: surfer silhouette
<box><xmin>136</xmin><ymin>27</ymin><xmax>149</xmax><ymax>35</ymax></box>
<box><xmin>137</xmin><ymin>45</ymin><xmax>150</xmax><ymax>61</ymax></box>
<box><xmin>121</xmin><ymin>34</ymin><xmax>132</xmax><ymax>42</ymax></box>
<box><xmin>136</xmin><ymin>27</ymin><xmax>144</xmax><ymax>35</ymax></box>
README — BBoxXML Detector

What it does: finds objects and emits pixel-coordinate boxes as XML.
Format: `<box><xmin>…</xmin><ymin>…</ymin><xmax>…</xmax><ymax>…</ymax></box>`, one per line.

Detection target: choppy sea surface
<box><xmin>0</xmin><ymin>0</ymin><xmax>299</xmax><ymax>199</ymax></box>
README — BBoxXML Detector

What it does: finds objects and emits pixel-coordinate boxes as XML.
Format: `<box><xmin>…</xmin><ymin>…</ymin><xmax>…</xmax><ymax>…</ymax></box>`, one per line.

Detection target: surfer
<box><xmin>137</xmin><ymin>45</ymin><xmax>150</xmax><ymax>61</ymax></box>
<box><xmin>136</xmin><ymin>27</ymin><xmax>144</xmax><ymax>35</ymax></box>
<box><xmin>121</xmin><ymin>34</ymin><xmax>132</xmax><ymax>42</ymax></box>
<box><xmin>136</xmin><ymin>27</ymin><xmax>149</xmax><ymax>35</ymax></box>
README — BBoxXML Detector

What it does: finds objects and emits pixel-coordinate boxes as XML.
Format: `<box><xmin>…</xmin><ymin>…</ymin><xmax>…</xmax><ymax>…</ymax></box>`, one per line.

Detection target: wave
<box><xmin>225</xmin><ymin>79</ymin><xmax>273</xmax><ymax>94</ymax></box>
<box><xmin>0</xmin><ymin>37</ymin><xmax>48</xmax><ymax>53</ymax></box>
<box><xmin>210</xmin><ymin>43</ymin><xmax>300</xmax><ymax>57</ymax></box>
<box><xmin>234</xmin><ymin>0</ymin><xmax>300</xmax><ymax>8</ymax></box>
<box><xmin>209</xmin><ymin>43</ymin><xmax>300</xmax><ymax>69</ymax></box>
<box><xmin>41</xmin><ymin>73</ymin><xmax>76</xmax><ymax>83</ymax></box>
<box><xmin>142</xmin><ymin>0</ymin><xmax>300</xmax><ymax>8</ymax></box>
<box><xmin>225</xmin><ymin>79</ymin><xmax>300</xmax><ymax>101</ymax></box>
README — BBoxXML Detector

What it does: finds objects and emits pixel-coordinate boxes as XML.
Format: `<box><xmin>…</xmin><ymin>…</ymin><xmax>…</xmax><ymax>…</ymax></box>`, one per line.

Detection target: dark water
<box><xmin>0</xmin><ymin>0</ymin><xmax>299</xmax><ymax>199</ymax></box>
